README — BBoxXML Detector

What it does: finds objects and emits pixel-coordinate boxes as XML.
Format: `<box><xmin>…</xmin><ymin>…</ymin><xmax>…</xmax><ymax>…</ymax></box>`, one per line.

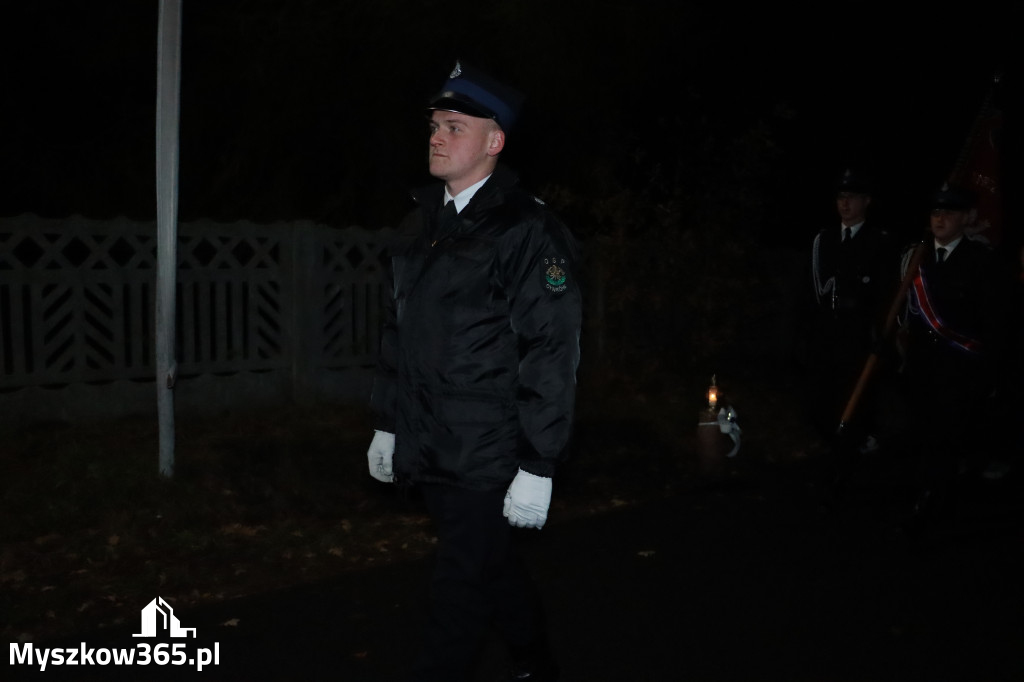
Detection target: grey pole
<box><xmin>155</xmin><ymin>0</ymin><xmax>182</xmax><ymax>477</ymax></box>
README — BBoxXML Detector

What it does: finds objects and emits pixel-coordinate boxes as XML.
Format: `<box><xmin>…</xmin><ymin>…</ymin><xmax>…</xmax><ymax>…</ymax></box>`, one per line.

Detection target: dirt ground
<box><xmin>8</xmin><ymin>424</ymin><xmax>1023</xmax><ymax>681</ymax></box>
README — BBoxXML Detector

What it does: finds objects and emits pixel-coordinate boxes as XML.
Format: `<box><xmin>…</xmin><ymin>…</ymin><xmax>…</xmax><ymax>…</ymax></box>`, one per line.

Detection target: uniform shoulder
<box><xmin>963</xmin><ymin>235</ymin><xmax>997</xmax><ymax>253</ymax></box>
<box><xmin>496</xmin><ymin>189</ymin><xmax>579</xmax><ymax>258</ymax></box>
<box><xmin>494</xmin><ymin>183</ymin><xmax>562</xmax><ymax>227</ymax></box>
<box><xmin>960</xmin><ymin>236</ymin><xmax>1001</xmax><ymax>269</ymax></box>
<box><xmin>900</xmin><ymin>239</ymin><xmax>926</xmax><ymax>255</ymax></box>
<box><xmin>865</xmin><ymin>221</ymin><xmax>892</xmax><ymax>240</ymax></box>
<box><xmin>500</xmin><ymin>183</ymin><xmax>548</xmax><ymax>212</ymax></box>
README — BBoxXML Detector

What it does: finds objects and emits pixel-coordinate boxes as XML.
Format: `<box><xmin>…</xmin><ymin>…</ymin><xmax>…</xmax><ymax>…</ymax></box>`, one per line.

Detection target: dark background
<box><xmin>3</xmin><ymin>1</ymin><xmax>1021</xmax><ymax>382</ymax></box>
<box><xmin>3</xmin><ymin>1</ymin><xmax>1019</xmax><ymax>243</ymax></box>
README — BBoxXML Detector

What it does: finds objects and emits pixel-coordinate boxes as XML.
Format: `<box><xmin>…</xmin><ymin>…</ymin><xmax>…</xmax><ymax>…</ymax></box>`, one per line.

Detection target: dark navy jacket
<box><xmin>904</xmin><ymin>237</ymin><xmax>1007</xmax><ymax>401</ymax></box>
<box><xmin>808</xmin><ymin>220</ymin><xmax>897</xmax><ymax>367</ymax></box>
<box><xmin>371</xmin><ymin>164</ymin><xmax>582</xmax><ymax>490</ymax></box>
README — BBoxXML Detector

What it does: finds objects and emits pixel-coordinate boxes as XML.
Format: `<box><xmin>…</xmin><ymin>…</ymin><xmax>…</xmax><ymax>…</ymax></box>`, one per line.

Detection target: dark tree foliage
<box><xmin>3</xmin><ymin>1</ymin><xmax>1017</xmax><ymax>387</ymax></box>
<box><xmin>163</xmin><ymin>2</ymin><xmax>809</xmax><ymax>378</ymax></box>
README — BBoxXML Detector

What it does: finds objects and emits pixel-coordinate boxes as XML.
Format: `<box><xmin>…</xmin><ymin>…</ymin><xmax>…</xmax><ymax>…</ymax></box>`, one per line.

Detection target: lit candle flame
<box><xmin>708</xmin><ymin>374</ymin><xmax>718</xmax><ymax>409</ymax></box>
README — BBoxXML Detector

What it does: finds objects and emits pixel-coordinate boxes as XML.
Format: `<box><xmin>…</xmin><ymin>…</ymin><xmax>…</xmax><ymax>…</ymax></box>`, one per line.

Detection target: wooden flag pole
<box><xmin>837</xmin><ymin>242</ymin><xmax>928</xmax><ymax>435</ymax></box>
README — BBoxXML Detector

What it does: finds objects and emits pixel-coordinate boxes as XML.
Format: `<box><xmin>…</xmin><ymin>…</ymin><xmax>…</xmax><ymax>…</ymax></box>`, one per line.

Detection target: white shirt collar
<box><xmin>935</xmin><ymin>235</ymin><xmax>964</xmax><ymax>256</ymax></box>
<box><xmin>840</xmin><ymin>220</ymin><xmax>865</xmax><ymax>239</ymax></box>
<box><xmin>444</xmin><ymin>174</ymin><xmax>492</xmax><ymax>214</ymax></box>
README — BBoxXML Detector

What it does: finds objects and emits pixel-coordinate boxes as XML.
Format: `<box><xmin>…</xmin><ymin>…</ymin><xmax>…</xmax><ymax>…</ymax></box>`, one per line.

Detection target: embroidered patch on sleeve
<box><xmin>542</xmin><ymin>255</ymin><xmax>569</xmax><ymax>293</ymax></box>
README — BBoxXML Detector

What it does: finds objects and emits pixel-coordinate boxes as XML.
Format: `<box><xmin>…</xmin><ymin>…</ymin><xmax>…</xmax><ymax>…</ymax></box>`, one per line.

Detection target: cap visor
<box><xmin>427</xmin><ymin>94</ymin><xmax>495</xmax><ymax>121</ymax></box>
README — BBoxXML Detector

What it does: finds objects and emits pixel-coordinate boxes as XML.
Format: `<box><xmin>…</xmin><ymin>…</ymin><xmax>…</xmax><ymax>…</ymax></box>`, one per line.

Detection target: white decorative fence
<box><xmin>0</xmin><ymin>214</ymin><xmax>393</xmax><ymax>426</ymax></box>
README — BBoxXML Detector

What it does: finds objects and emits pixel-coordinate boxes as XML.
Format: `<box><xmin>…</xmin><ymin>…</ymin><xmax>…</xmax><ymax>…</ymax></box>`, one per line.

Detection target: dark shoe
<box><xmin>510</xmin><ymin>661</ymin><xmax>559</xmax><ymax>681</ymax></box>
<box><xmin>510</xmin><ymin>644</ymin><xmax>559</xmax><ymax>681</ymax></box>
<box><xmin>912</xmin><ymin>489</ymin><xmax>934</xmax><ymax>517</ymax></box>
<box><xmin>900</xmin><ymin>488</ymin><xmax>945</xmax><ymax>539</ymax></box>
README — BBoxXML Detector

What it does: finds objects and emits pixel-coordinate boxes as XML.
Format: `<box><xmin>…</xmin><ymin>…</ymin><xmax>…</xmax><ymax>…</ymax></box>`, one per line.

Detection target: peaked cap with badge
<box><xmin>428</xmin><ymin>60</ymin><xmax>525</xmax><ymax>132</ymax></box>
<box><xmin>931</xmin><ymin>182</ymin><xmax>976</xmax><ymax>211</ymax></box>
<box><xmin>836</xmin><ymin>168</ymin><xmax>872</xmax><ymax>195</ymax></box>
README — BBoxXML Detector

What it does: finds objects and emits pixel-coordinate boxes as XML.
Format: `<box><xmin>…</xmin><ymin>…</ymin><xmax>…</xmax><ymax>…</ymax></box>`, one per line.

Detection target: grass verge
<box><xmin>1</xmin><ymin>369</ymin><xmax>814</xmax><ymax>643</ymax></box>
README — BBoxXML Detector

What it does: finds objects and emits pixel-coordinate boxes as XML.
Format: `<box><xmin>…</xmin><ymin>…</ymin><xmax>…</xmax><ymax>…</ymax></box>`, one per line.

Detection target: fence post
<box><xmin>289</xmin><ymin>222</ymin><xmax>319</xmax><ymax>405</ymax></box>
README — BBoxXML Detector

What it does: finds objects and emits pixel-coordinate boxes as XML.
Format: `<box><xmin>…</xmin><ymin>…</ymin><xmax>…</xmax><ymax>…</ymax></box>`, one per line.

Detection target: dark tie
<box><xmin>842</xmin><ymin>227</ymin><xmax>851</xmax><ymax>243</ymax></box>
<box><xmin>438</xmin><ymin>200</ymin><xmax>457</xmax><ymax>225</ymax></box>
<box><xmin>936</xmin><ymin>247</ymin><xmax>947</xmax><ymax>263</ymax></box>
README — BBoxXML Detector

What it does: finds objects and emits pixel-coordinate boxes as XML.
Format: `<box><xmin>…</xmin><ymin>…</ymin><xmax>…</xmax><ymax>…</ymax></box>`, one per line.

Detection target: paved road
<box><xmin>11</xmin><ymin>463</ymin><xmax>1023</xmax><ymax>681</ymax></box>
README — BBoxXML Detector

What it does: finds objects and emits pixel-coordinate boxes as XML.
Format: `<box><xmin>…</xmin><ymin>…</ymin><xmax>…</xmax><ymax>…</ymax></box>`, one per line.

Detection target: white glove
<box><xmin>366</xmin><ymin>430</ymin><xmax>395</xmax><ymax>483</ymax></box>
<box><xmin>503</xmin><ymin>469</ymin><xmax>552</xmax><ymax>529</ymax></box>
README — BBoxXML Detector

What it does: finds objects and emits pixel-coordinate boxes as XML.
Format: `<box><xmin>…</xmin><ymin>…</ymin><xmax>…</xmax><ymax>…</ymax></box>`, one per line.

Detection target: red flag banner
<box><xmin>950</xmin><ymin>76</ymin><xmax>1004</xmax><ymax>246</ymax></box>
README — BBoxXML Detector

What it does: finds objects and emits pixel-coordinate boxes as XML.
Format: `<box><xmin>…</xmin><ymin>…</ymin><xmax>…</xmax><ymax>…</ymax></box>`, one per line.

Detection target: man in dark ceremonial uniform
<box><xmin>899</xmin><ymin>183</ymin><xmax>1010</xmax><ymax>526</ymax></box>
<box><xmin>805</xmin><ymin>169</ymin><xmax>898</xmax><ymax>452</ymax></box>
<box><xmin>366</xmin><ymin>60</ymin><xmax>579</xmax><ymax>681</ymax></box>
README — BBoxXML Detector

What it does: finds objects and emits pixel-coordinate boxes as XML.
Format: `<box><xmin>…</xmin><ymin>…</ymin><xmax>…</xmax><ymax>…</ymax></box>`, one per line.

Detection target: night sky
<box><xmin>3</xmin><ymin>1</ymin><xmax>1019</xmax><ymax>249</ymax></box>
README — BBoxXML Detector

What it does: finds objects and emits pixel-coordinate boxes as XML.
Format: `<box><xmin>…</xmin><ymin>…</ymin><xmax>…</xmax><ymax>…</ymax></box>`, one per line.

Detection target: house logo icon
<box><xmin>132</xmin><ymin>597</ymin><xmax>197</xmax><ymax>638</ymax></box>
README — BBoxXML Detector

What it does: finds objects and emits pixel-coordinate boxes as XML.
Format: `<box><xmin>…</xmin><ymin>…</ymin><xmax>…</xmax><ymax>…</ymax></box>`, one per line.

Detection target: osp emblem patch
<box><xmin>543</xmin><ymin>256</ymin><xmax>568</xmax><ymax>293</ymax></box>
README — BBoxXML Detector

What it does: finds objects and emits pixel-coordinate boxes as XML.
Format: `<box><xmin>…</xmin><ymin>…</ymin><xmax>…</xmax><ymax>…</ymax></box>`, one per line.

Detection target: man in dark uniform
<box><xmin>805</xmin><ymin>169</ymin><xmax>898</xmax><ymax>454</ymax></box>
<box><xmin>366</xmin><ymin>60</ymin><xmax>581</xmax><ymax>682</ymax></box>
<box><xmin>899</xmin><ymin>182</ymin><xmax>1009</xmax><ymax>528</ymax></box>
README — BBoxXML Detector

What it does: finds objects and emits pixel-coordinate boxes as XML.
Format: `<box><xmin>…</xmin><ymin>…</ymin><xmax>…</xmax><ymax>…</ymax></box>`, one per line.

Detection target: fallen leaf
<box><xmin>1</xmin><ymin>570</ymin><xmax>27</xmax><ymax>584</ymax></box>
<box><xmin>220</xmin><ymin>523</ymin><xmax>265</xmax><ymax>537</ymax></box>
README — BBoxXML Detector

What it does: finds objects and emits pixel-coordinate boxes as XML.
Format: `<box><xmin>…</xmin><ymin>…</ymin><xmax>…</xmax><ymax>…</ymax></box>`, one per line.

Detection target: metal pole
<box><xmin>155</xmin><ymin>0</ymin><xmax>182</xmax><ymax>477</ymax></box>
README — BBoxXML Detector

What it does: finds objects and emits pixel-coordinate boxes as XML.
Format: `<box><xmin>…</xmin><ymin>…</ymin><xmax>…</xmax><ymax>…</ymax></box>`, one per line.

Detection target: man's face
<box><xmin>930</xmin><ymin>208</ymin><xmax>971</xmax><ymax>245</ymax></box>
<box><xmin>836</xmin><ymin>192</ymin><xmax>870</xmax><ymax>226</ymax></box>
<box><xmin>428</xmin><ymin>110</ymin><xmax>504</xmax><ymax>195</ymax></box>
